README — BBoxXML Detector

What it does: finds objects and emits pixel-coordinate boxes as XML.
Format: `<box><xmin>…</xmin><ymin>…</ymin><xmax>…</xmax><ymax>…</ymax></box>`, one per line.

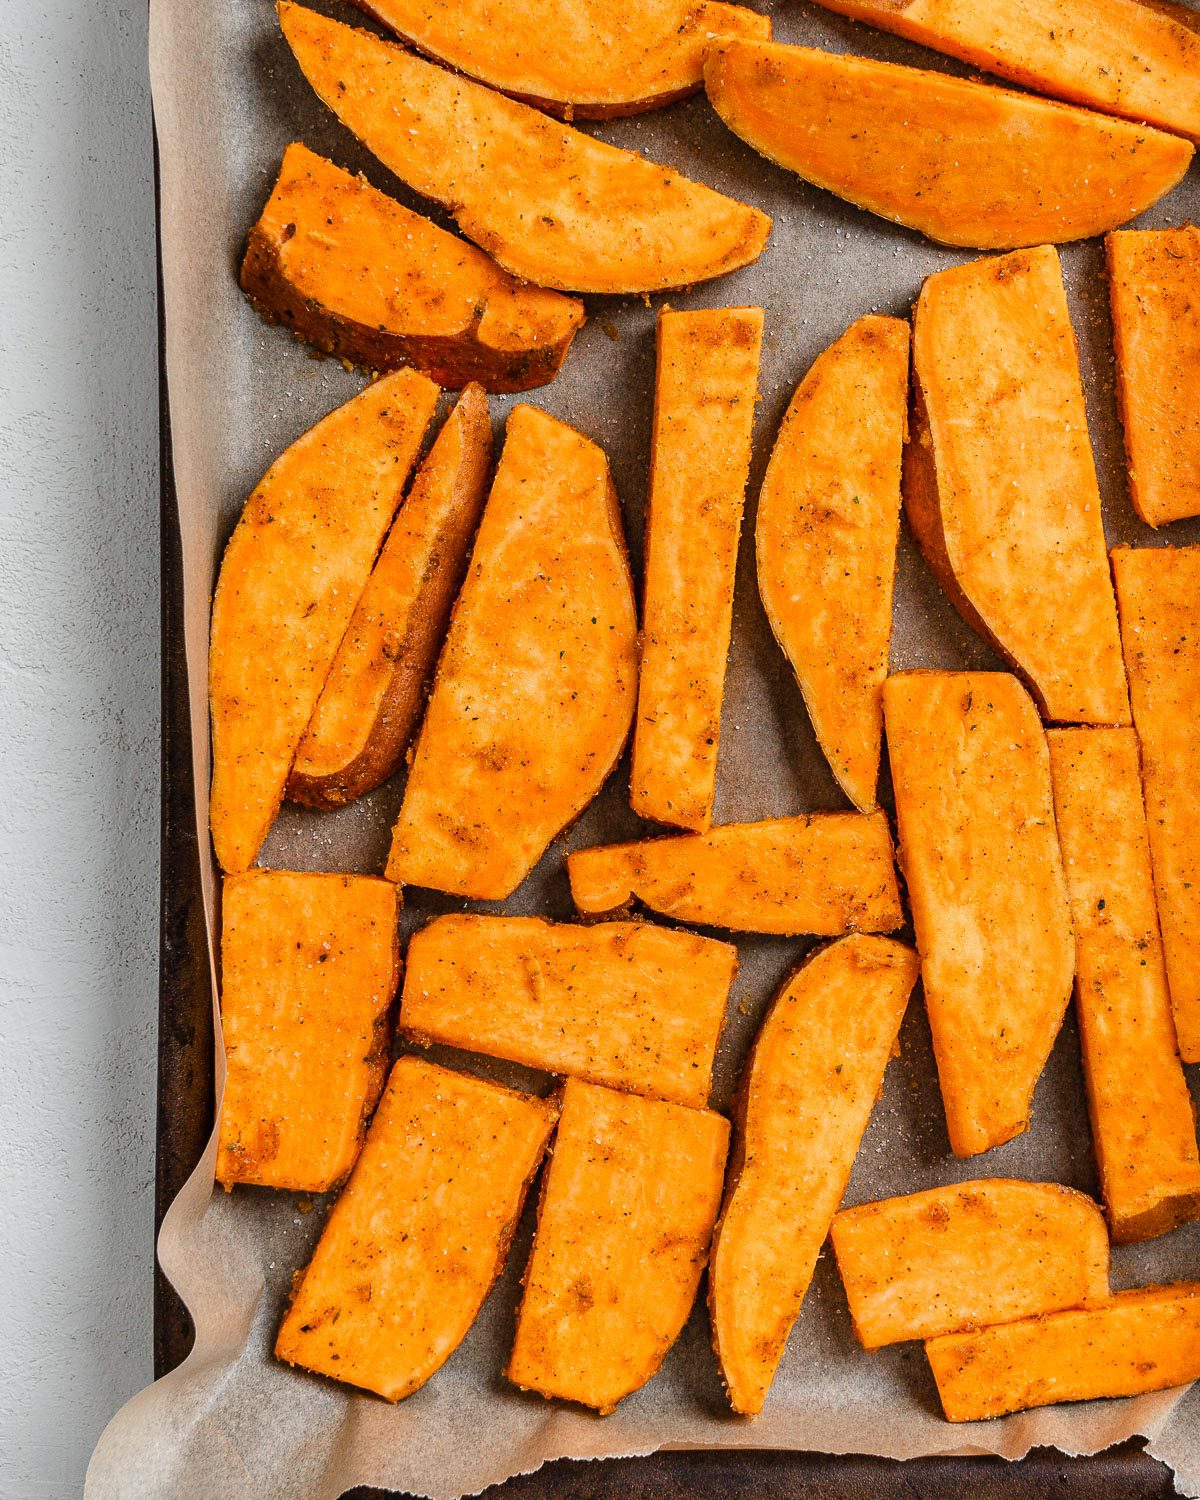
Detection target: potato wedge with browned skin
<box><xmin>280</xmin><ymin>3</ymin><xmax>771</xmax><ymax>295</ymax></box>
<box><xmin>508</xmin><ymin>1078</ymin><xmax>729</xmax><ymax>1414</ymax></box>
<box><xmin>216</xmin><ymin>871</ymin><xmax>401</xmax><ymax>1192</ymax></box>
<box><xmin>241</xmin><ymin>145</ymin><xmax>585</xmax><ymax>394</ymax></box>
<box><xmin>287</xmin><ymin>385</ymin><xmax>492</xmax><ymax>810</ymax></box>
<box><xmin>756</xmin><ymin>314</ymin><xmax>909</xmax><ymax>811</ymax></box>
<box><xmin>567</xmin><ymin>812</ymin><xmax>902</xmax><ymax>935</ymax></box>
<box><xmin>709</xmin><ymin>936</ymin><xmax>919</xmax><ymax>1415</ymax></box>
<box><xmin>276</xmin><ymin>1057</ymin><xmax>557</xmax><ymax>1401</ymax></box>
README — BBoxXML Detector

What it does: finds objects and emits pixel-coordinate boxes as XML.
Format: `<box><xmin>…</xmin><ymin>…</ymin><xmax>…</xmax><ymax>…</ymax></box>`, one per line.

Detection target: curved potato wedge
<box><xmin>704</xmin><ymin>39</ymin><xmax>1192</xmax><ymax>250</ymax></box>
<box><xmin>385</xmin><ymin>405</ymin><xmax>638</xmax><ymax>900</ymax></box>
<box><xmin>709</xmin><ymin>936</ymin><xmax>919</xmax><ymax>1415</ymax></box>
<box><xmin>279</xmin><ymin>2</ymin><xmax>771</xmax><ymax>294</ymax></box>
<box><xmin>756</xmin><ymin>314</ymin><xmax>909</xmax><ymax>810</ymax></box>
<box><xmin>241</xmin><ymin>145</ymin><xmax>585</xmax><ymax>394</ymax></box>
<box><xmin>288</xmin><ymin>386</ymin><xmax>492</xmax><ymax>810</ymax></box>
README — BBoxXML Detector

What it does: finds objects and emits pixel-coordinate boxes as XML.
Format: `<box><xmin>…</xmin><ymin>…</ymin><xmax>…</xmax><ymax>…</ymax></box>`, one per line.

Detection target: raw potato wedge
<box><xmin>507</xmin><ymin>1078</ymin><xmax>729</xmax><ymax>1413</ymax></box>
<box><xmin>351</xmin><ymin>0</ymin><xmax>771</xmax><ymax>118</ymax></box>
<box><xmin>280</xmin><ymin>3</ymin><xmax>771</xmax><ymax>294</ymax></box>
<box><xmin>276</xmin><ymin>1057</ymin><xmax>557</xmax><ymax>1400</ymax></box>
<box><xmin>209</xmin><ymin>369</ymin><xmax>439</xmax><ymax>873</ymax></box>
<box><xmin>705</xmin><ymin>41</ymin><xmax>1192</xmax><ymax>251</ymax></box>
<box><xmin>400</xmin><ymin>915</ymin><xmax>737</xmax><ymax>1108</ymax></box>
<box><xmin>884</xmin><ymin>672</ymin><xmax>1075</xmax><ymax>1157</ymax></box>
<box><xmin>216</xmin><ymin>871</ymin><xmax>400</xmax><ymax>1192</ymax></box>
<box><xmin>1108</xmin><ymin>228</ymin><xmax>1200</xmax><ymax>527</ymax></box>
<box><xmin>830</xmin><ymin>1180</ymin><xmax>1110</xmax><ymax>1350</ymax></box>
<box><xmin>567</xmin><ymin>812</ymin><xmax>903</xmax><ymax>935</ymax></box>
<box><xmin>386</xmin><ymin>405</ymin><xmax>638</xmax><ymax>900</ymax></box>
<box><xmin>1112</xmin><ymin>547</ymin><xmax>1200</xmax><ymax>1062</ymax></box>
<box><xmin>1051</xmin><ymin>729</ymin><xmax>1200</xmax><ymax>1240</ymax></box>
<box><xmin>288</xmin><ymin>386</ymin><xmax>492</xmax><ymax>810</ymax></box>
<box><xmin>709</xmin><ymin>936</ymin><xmax>919</xmax><ymax>1415</ymax></box>
<box><xmin>808</xmin><ymin>0</ymin><xmax>1200</xmax><ymax>144</ymax></box>
<box><xmin>756</xmin><ymin>314</ymin><xmax>909</xmax><ymax>810</ymax></box>
<box><xmin>631</xmin><ymin>308</ymin><xmax>763</xmax><ymax>832</ymax></box>
<box><xmin>907</xmin><ymin>246</ymin><xmax>1129</xmax><ymax>725</ymax></box>
<box><xmin>240</xmin><ymin>145</ymin><xmax>585</xmax><ymax>394</ymax></box>
<box><xmin>926</xmin><ymin>1282</ymin><xmax>1200</xmax><ymax>1422</ymax></box>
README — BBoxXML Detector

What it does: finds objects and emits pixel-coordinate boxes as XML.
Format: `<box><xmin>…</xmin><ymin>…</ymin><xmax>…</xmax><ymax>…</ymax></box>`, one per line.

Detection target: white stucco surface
<box><xmin>0</xmin><ymin>4</ymin><xmax>159</xmax><ymax>1497</ymax></box>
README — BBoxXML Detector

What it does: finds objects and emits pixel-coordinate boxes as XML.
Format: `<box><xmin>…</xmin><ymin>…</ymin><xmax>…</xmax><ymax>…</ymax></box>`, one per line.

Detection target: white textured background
<box><xmin>0</xmin><ymin>2</ymin><xmax>159</xmax><ymax>1497</ymax></box>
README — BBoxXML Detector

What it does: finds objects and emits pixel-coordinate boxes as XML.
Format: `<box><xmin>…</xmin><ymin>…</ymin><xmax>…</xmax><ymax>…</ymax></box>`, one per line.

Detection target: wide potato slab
<box><xmin>276</xmin><ymin>1058</ymin><xmax>557</xmax><ymax>1400</ymax></box>
<box><xmin>884</xmin><ymin>672</ymin><xmax>1075</xmax><ymax>1157</ymax></box>
<box><xmin>280</xmin><ymin>3</ymin><xmax>771</xmax><ymax>294</ymax></box>
<box><xmin>508</xmin><ymin>1079</ymin><xmax>729</xmax><ymax>1413</ymax></box>
<box><xmin>386</xmin><ymin>405</ymin><xmax>637</xmax><ymax>900</ymax></box>
<box><xmin>709</xmin><ymin>936</ymin><xmax>919</xmax><ymax>1415</ymax></box>
<box><xmin>756</xmin><ymin>314</ymin><xmax>909</xmax><ymax>810</ymax></box>
<box><xmin>400</xmin><ymin>916</ymin><xmax>737</xmax><ymax>1108</ymax></box>
<box><xmin>907</xmin><ymin>246</ymin><xmax>1129</xmax><ymax>725</ymax></box>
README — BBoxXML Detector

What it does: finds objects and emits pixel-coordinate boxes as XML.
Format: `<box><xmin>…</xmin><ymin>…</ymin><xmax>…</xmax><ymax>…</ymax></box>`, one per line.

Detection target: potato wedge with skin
<box><xmin>884</xmin><ymin>672</ymin><xmax>1075</xmax><ymax>1157</ymax></box>
<box><xmin>808</xmin><ymin>0</ymin><xmax>1200</xmax><ymax>145</ymax></box>
<box><xmin>276</xmin><ymin>1057</ymin><xmax>557</xmax><ymax>1401</ymax></box>
<box><xmin>830</xmin><ymin>1181</ymin><xmax>1110</xmax><ymax>1350</ymax></box>
<box><xmin>385</xmin><ymin>405</ymin><xmax>637</xmax><ymax>900</ymax></box>
<box><xmin>508</xmin><ymin>1078</ymin><xmax>729</xmax><ymax>1414</ymax></box>
<box><xmin>567</xmin><ymin>812</ymin><xmax>903</xmax><ymax>935</ymax></box>
<box><xmin>704</xmin><ymin>40</ymin><xmax>1192</xmax><ymax>251</ymax></box>
<box><xmin>287</xmin><ymin>386</ymin><xmax>492</xmax><ymax>810</ymax></box>
<box><xmin>1049</xmin><ymin>729</ymin><xmax>1200</xmax><ymax>1241</ymax></box>
<box><xmin>756</xmin><ymin>314</ymin><xmax>909</xmax><ymax>811</ymax></box>
<box><xmin>209</xmin><ymin>368</ymin><xmax>439</xmax><ymax>873</ymax></box>
<box><xmin>926</xmin><ymin>1283</ymin><xmax>1200</xmax><ymax>1422</ymax></box>
<box><xmin>631</xmin><ymin>308</ymin><xmax>763</xmax><ymax>832</ymax></box>
<box><xmin>400</xmin><ymin>916</ymin><xmax>736</xmax><ymax>1108</ymax></box>
<box><xmin>216</xmin><ymin>871</ymin><xmax>400</xmax><ymax>1192</ymax></box>
<box><xmin>241</xmin><ymin>146</ymin><xmax>584</xmax><ymax>394</ymax></box>
<box><xmin>1112</xmin><ymin>547</ymin><xmax>1200</xmax><ymax>1062</ymax></box>
<box><xmin>1107</xmin><ymin>228</ymin><xmax>1200</xmax><ymax>527</ymax></box>
<box><xmin>907</xmin><ymin>247</ymin><xmax>1129</xmax><ymax>726</ymax></box>
<box><xmin>351</xmin><ymin>0</ymin><xmax>770</xmax><ymax>118</ymax></box>
<box><xmin>279</xmin><ymin>3</ymin><xmax>771</xmax><ymax>295</ymax></box>
<box><xmin>709</xmin><ymin>936</ymin><xmax>919</xmax><ymax>1416</ymax></box>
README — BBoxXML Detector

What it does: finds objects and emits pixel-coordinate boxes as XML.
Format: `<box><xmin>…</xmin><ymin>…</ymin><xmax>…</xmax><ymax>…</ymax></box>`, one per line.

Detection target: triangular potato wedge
<box><xmin>756</xmin><ymin>314</ymin><xmax>909</xmax><ymax>810</ymax></box>
<box><xmin>704</xmin><ymin>39</ymin><xmax>1192</xmax><ymax>250</ymax></box>
<box><xmin>280</xmin><ymin>2</ymin><xmax>771</xmax><ymax>294</ymax></box>
<box><xmin>385</xmin><ymin>406</ymin><xmax>638</xmax><ymax>899</ymax></box>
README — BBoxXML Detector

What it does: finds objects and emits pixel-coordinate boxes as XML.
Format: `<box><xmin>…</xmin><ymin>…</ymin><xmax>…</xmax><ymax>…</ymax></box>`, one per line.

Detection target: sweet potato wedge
<box><xmin>1112</xmin><ymin>546</ymin><xmax>1200</xmax><ymax>1062</ymax></box>
<box><xmin>400</xmin><ymin>916</ymin><xmax>737</xmax><ymax>1108</ymax></box>
<box><xmin>631</xmin><ymin>308</ymin><xmax>763</xmax><ymax>832</ymax></box>
<box><xmin>385</xmin><ymin>405</ymin><xmax>638</xmax><ymax>899</ymax></box>
<box><xmin>709</xmin><ymin>936</ymin><xmax>919</xmax><ymax>1415</ymax></box>
<box><xmin>906</xmin><ymin>247</ymin><xmax>1129</xmax><ymax>726</ymax></box>
<box><xmin>756</xmin><ymin>314</ymin><xmax>909</xmax><ymax>811</ymax></box>
<box><xmin>209</xmin><ymin>369</ymin><xmax>439</xmax><ymax>873</ymax></box>
<box><xmin>279</xmin><ymin>3</ymin><xmax>771</xmax><ymax>294</ymax></box>
<box><xmin>926</xmin><ymin>1282</ymin><xmax>1200</xmax><ymax>1422</ymax></box>
<box><xmin>884</xmin><ymin>672</ymin><xmax>1075</xmax><ymax>1157</ymax></box>
<box><xmin>830</xmin><ymin>1180</ymin><xmax>1110</xmax><ymax>1350</ymax></box>
<box><xmin>351</xmin><ymin>0</ymin><xmax>770</xmax><ymax>118</ymax></box>
<box><xmin>704</xmin><ymin>40</ymin><xmax>1192</xmax><ymax>251</ymax></box>
<box><xmin>276</xmin><ymin>1057</ymin><xmax>557</xmax><ymax>1400</ymax></box>
<box><xmin>507</xmin><ymin>1078</ymin><xmax>729</xmax><ymax>1413</ymax></box>
<box><xmin>287</xmin><ymin>385</ymin><xmax>492</xmax><ymax>810</ymax></box>
<box><xmin>808</xmin><ymin>0</ymin><xmax>1200</xmax><ymax>144</ymax></box>
<box><xmin>240</xmin><ymin>145</ymin><xmax>585</xmax><ymax>394</ymax></box>
<box><xmin>216</xmin><ymin>871</ymin><xmax>401</xmax><ymax>1192</ymax></box>
<box><xmin>1107</xmin><ymin>228</ymin><xmax>1200</xmax><ymax>527</ymax></box>
<box><xmin>567</xmin><ymin>812</ymin><xmax>903</xmax><ymax>935</ymax></box>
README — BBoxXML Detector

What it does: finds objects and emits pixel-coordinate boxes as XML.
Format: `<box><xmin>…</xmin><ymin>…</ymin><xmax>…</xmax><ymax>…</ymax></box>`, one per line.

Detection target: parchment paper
<box><xmin>87</xmin><ymin>0</ymin><xmax>1200</xmax><ymax>1493</ymax></box>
